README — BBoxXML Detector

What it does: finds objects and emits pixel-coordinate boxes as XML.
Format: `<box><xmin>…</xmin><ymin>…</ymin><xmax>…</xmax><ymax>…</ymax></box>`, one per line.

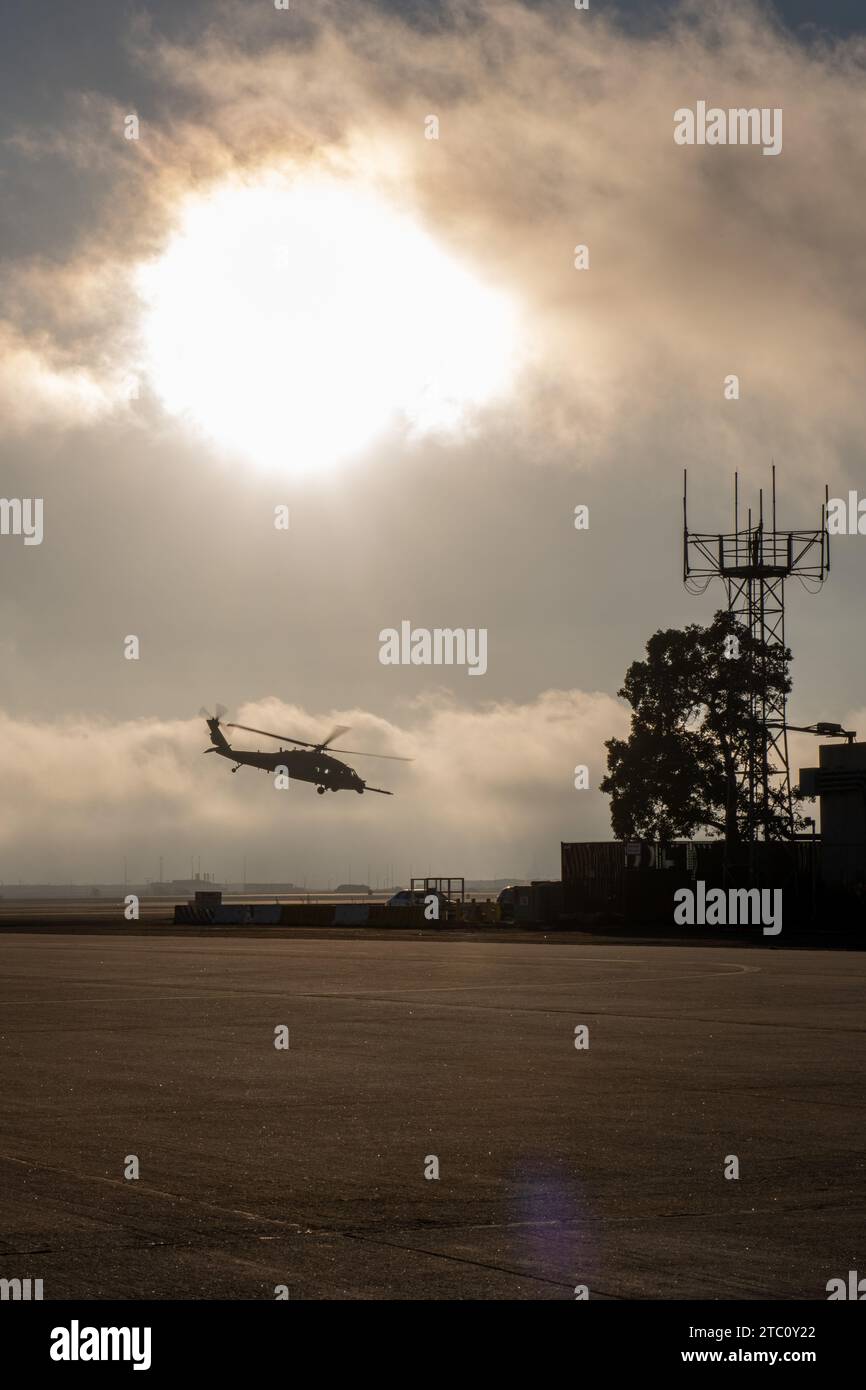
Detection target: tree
<box><xmin>600</xmin><ymin>611</ymin><xmax>798</xmax><ymax>845</ymax></box>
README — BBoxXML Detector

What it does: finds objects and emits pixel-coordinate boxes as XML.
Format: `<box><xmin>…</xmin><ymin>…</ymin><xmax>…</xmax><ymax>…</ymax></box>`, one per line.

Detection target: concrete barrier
<box><xmin>278</xmin><ymin>904</ymin><xmax>337</xmax><ymax>927</ymax></box>
<box><xmin>174</xmin><ymin>901</ymin><xmax>430</xmax><ymax>928</ymax></box>
<box><xmin>334</xmin><ymin>904</ymin><xmax>369</xmax><ymax>925</ymax></box>
<box><xmin>173</xmin><ymin>905</ymin><xmax>214</xmax><ymax>924</ymax></box>
<box><xmin>213</xmin><ymin>905</ymin><xmax>252</xmax><ymax>924</ymax></box>
<box><xmin>457</xmin><ymin>901</ymin><xmax>500</xmax><ymax>924</ymax></box>
<box><xmin>368</xmin><ymin>905</ymin><xmax>426</xmax><ymax>927</ymax></box>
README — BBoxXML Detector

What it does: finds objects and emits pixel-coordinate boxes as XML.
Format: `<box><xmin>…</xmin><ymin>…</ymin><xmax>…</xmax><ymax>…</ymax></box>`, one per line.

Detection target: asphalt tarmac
<box><xmin>1</xmin><ymin>932</ymin><xmax>863</xmax><ymax>1299</ymax></box>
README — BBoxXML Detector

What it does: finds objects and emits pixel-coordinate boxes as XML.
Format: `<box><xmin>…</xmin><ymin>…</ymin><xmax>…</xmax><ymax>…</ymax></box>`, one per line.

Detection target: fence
<box><xmin>562</xmin><ymin>840</ymin><xmax>865</xmax><ymax>927</ymax></box>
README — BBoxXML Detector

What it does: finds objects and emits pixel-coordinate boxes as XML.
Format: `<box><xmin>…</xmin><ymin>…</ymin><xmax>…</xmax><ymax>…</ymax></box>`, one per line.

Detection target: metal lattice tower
<box><xmin>683</xmin><ymin>467</ymin><xmax>830</xmax><ymax>842</ymax></box>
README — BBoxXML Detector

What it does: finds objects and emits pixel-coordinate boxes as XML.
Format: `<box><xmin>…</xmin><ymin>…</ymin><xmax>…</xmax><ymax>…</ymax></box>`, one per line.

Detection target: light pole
<box><xmin>803</xmin><ymin>815</ymin><xmax>817</xmax><ymax>921</ymax></box>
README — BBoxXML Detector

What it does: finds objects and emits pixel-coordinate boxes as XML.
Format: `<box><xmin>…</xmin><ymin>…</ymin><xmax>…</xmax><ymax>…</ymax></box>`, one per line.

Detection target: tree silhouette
<box><xmin>600</xmin><ymin>611</ymin><xmax>797</xmax><ymax>845</ymax></box>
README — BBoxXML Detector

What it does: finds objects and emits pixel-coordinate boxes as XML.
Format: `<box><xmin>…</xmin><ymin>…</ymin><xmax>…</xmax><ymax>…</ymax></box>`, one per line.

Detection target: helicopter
<box><xmin>200</xmin><ymin>706</ymin><xmax>411</xmax><ymax>796</ymax></box>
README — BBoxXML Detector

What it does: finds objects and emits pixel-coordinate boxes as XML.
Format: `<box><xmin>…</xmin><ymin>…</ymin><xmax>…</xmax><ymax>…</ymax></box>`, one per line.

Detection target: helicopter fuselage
<box><xmin>203</xmin><ymin>714</ymin><xmax>394</xmax><ymax>794</ymax></box>
<box><xmin>210</xmin><ymin>736</ymin><xmax>365</xmax><ymax>792</ymax></box>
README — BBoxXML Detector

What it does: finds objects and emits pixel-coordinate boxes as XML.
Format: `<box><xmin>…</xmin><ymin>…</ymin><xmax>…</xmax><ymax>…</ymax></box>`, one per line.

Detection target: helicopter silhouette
<box><xmin>200</xmin><ymin>706</ymin><xmax>411</xmax><ymax>796</ymax></box>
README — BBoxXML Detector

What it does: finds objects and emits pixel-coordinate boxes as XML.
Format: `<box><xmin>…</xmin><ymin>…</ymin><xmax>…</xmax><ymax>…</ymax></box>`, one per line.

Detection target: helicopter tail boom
<box><xmin>202</xmin><ymin>711</ymin><xmax>231</xmax><ymax>755</ymax></box>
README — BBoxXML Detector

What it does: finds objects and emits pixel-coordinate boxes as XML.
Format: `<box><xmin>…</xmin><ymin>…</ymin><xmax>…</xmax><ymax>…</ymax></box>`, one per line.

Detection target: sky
<box><xmin>0</xmin><ymin>0</ymin><xmax>864</xmax><ymax>885</ymax></box>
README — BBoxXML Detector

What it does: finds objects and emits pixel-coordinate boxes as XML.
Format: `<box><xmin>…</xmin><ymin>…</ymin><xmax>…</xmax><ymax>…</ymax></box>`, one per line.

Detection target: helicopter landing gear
<box><xmin>316</xmin><ymin>785</ymin><xmax>326</xmax><ymax>795</ymax></box>
<box><xmin>231</xmin><ymin>764</ymin><xmax>242</xmax><ymax>773</ymax></box>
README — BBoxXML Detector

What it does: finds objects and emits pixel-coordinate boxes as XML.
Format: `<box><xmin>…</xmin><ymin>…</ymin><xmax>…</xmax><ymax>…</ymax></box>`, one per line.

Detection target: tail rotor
<box><xmin>201</xmin><ymin>704</ymin><xmax>231</xmax><ymax>754</ymax></box>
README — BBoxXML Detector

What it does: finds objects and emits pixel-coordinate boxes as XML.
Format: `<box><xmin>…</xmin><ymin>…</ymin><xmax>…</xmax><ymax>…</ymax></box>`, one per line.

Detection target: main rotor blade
<box><xmin>226</xmin><ymin>723</ymin><xmax>317</xmax><ymax>748</ymax></box>
<box><xmin>327</xmin><ymin>747</ymin><xmax>414</xmax><ymax>761</ymax></box>
<box><xmin>317</xmin><ymin>724</ymin><xmax>351</xmax><ymax>750</ymax></box>
<box><xmin>226</xmin><ymin>723</ymin><xmax>412</xmax><ymax>761</ymax></box>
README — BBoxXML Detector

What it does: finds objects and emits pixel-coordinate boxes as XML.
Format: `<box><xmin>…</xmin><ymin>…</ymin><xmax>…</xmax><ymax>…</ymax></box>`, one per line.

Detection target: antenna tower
<box><xmin>683</xmin><ymin>466</ymin><xmax>829</xmax><ymax>842</ymax></box>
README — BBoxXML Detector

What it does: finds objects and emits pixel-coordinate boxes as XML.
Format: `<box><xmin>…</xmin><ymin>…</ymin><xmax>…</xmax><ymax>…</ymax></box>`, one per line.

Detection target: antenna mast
<box><xmin>683</xmin><ymin>468</ymin><xmax>829</xmax><ymax>845</ymax></box>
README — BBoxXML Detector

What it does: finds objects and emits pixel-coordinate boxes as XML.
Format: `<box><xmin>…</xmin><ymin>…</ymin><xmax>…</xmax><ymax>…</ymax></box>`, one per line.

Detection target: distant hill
<box><xmin>466</xmin><ymin>878</ymin><xmax>530</xmax><ymax>892</ymax></box>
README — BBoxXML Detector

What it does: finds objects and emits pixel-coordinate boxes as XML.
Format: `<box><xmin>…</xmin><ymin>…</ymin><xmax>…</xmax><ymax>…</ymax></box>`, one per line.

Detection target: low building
<box><xmin>799</xmin><ymin>741</ymin><xmax>866</xmax><ymax>888</ymax></box>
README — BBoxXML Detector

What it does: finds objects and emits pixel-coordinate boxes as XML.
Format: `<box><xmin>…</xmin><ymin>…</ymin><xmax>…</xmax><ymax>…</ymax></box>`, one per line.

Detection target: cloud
<box><xmin>135</xmin><ymin>0</ymin><xmax>866</xmax><ymax>472</ymax></box>
<box><xmin>0</xmin><ymin>690</ymin><xmax>626</xmax><ymax>882</ymax></box>
<box><xmin>2</xmin><ymin>0</ymin><xmax>865</xmax><ymax>473</ymax></box>
<box><xmin>0</xmin><ymin>324</ymin><xmax>119</xmax><ymax>434</ymax></box>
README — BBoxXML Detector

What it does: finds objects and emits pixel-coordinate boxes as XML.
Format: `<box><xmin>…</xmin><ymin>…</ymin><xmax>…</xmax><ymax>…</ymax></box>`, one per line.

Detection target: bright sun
<box><xmin>136</xmin><ymin>171</ymin><xmax>521</xmax><ymax>473</ymax></box>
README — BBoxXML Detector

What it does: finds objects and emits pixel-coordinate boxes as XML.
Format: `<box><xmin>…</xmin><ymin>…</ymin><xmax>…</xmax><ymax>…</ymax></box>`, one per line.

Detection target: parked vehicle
<box><xmin>496</xmin><ymin>885</ymin><xmax>524</xmax><ymax>920</ymax></box>
<box><xmin>388</xmin><ymin>889</ymin><xmax>450</xmax><ymax>915</ymax></box>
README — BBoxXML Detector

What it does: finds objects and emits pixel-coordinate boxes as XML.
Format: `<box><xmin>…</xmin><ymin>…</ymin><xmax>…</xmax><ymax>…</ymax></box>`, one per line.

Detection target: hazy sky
<box><xmin>1</xmin><ymin>0</ymin><xmax>864</xmax><ymax>884</ymax></box>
